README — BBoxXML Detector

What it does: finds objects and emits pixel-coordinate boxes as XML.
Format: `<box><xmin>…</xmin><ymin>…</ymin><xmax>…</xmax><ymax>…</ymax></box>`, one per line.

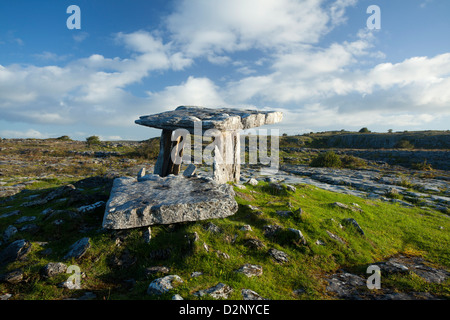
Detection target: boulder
<box><xmin>3</xmin><ymin>225</ymin><xmax>17</xmax><ymax>242</ymax></box>
<box><xmin>268</xmin><ymin>248</ymin><xmax>288</xmax><ymax>264</ymax></box>
<box><xmin>182</xmin><ymin>164</ymin><xmax>197</xmax><ymax>177</ymax></box>
<box><xmin>64</xmin><ymin>237</ymin><xmax>90</xmax><ymax>260</ymax></box>
<box><xmin>194</xmin><ymin>283</ymin><xmax>233</xmax><ymax>299</ymax></box>
<box><xmin>0</xmin><ymin>269</ymin><xmax>23</xmax><ymax>284</ymax></box>
<box><xmin>235</xmin><ymin>264</ymin><xmax>263</xmax><ymax>277</ymax></box>
<box><xmin>102</xmin><ymin>175</ymin><xmax>238</xmax><ymax>229</ymax></box>
<box><xmin>241</xmin><ymin>289</ymin><xmax>266</xmax><ymax>300</ymax></box>
<box><xmin>0</xmin><ymin>239</ymin><xmax>32</xmax><ymax>266</ymax></box>
<box><xmin>342</xmin><ymin>218</ymin><xmax>365</xmax><ymax>236</ymax></box>
<box><xmin>41</xmin><ymin>262</ymin><xmax>67</xmax><ymax>278</ymax></box>
<box><xmin>147</xmin><ymin>275</ymin><xmax>183</xmax><ymax>295</ymax></box>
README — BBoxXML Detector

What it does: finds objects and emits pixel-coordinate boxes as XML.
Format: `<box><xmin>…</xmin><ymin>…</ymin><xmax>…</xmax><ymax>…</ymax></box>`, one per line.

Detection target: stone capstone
<box><xmin>135</xmin><ymin>106</ymin><xmax>283</xmax><ymax>133</ymax></box>
<box><xmin>102</xmin><ymin>175</ymin><xmax>239</xmax><ymax>230</ymax></box>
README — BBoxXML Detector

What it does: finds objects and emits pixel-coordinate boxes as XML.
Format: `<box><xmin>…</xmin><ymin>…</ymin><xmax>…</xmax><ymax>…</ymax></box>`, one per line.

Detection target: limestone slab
<box><xmin>102</xmin><ymin>174</ymin><xmax>238</xmax><ymax>229</ymax></box>
<box><xmin>135</xmin><ymin>106</ymin><xmax>283</xmax><ymax>132</ymax></box>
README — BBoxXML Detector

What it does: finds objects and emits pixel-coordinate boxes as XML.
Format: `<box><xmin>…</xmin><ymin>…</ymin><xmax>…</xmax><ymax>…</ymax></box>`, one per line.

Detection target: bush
<box><xmin>140</xmin><ymin>138</ymin><xmax>160</xmax><ymax>159</ymax></box>
<box><xmin>359</xmin><ymin>127</ymin><xmax>371</xmax><ymax>133</ymax></box>
<box><xmin>412</xmin><ymin>160</ymin><xmax>433</xmax><ymax>171</ymax></box>
<box><xmin>340</xmin><ymin>155</ymin><xmax>367</xmax><ymax>169</ymax></box>
<box><xmin>394</xmin><ymin>140</ymin><xmax>414</xmax><ymax>149</ymax></box>
<box><xmin>86</xmin><ymin>135</ymin><xmax>101</xmax><ymax>146</ymax></box>
<box><xmin>310</xmin><ymin>151</ymin><xmax>342</xmax><ymax>168</ymax></box>
<box><xmin>56</xmin><ymin>135</ymin><xmax>72</xmax><ymax>141</ymax></box>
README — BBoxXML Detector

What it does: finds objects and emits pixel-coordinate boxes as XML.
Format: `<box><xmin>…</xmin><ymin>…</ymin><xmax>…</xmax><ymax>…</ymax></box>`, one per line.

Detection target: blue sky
<box><xmin>1</xmin><ymin>0</ymin><xmax>449</xmax><ymax>140</ymax></box>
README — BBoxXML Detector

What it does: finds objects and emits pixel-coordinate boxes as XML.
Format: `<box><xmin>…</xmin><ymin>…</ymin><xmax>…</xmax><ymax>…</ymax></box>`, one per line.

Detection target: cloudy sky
<box><xmin>1</xmin><ymin>0</ymin><xmax>449</xmax><ymax>140</ymax></box>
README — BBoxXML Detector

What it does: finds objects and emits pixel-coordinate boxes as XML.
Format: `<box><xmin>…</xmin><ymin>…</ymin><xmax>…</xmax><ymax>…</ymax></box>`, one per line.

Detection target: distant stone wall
<box><xmin>343</xmin><ymin>149</ymin><xmax>450</xmax><ymax>171</ymax></box>
<box><xmin>324</xmin><ymin>133</ymin><xmax>450</xmax><ymax>149</ymax></box>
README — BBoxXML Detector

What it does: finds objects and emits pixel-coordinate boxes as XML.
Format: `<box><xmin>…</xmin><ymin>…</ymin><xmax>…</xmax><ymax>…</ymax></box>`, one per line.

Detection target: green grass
<box><xmin>1</xmin><ymin>178</ymin><xmax>449</xmax><ymax>300</ymax></box>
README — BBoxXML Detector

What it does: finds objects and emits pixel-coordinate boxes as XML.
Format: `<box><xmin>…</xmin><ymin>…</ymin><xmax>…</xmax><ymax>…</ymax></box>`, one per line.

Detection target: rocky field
<box><xmin>0</xmin><ymin>135</ymin><xmax>449</xmax><ymax>300</ymax></box>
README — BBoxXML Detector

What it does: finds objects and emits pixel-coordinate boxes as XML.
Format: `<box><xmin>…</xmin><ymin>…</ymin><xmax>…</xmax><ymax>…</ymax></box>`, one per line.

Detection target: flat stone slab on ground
<box><xmin>102</xmin><ymin>174</ymin><xmax>239</xmax><ymax>229</ymax></box>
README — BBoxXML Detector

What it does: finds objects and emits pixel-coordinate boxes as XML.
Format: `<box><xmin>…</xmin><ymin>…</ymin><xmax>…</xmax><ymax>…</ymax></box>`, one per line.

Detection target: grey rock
<box><xmin>240</xmin><ymin>225</ymin><xmax>252</xmax><ymax>231</ymax></box>
<box><xmin>268</xmin><ymin>248</ymin><xmax>288</xmax><ymax>264</ymax></box>
<box><xmin>41</xmin><ymin>262</ymin><xmax>68</xmax><ymax>278</ymax></box>
<box><xmin>342</xmin><ymin>218</ymin><xmax>365</xmax><ymax>236</ymax></box>
<box><xmin>216</xmin><ymin>250</ymin><xmax>230</xmax><ymax>259</ymax></box>
<box><xmin>288</xmin><ymin>228</ymin><xmax>306</xmax><ymax>243</ymax></box>
<box><xmin>326</xmin><ymin>230</ymin><xmax>346</xmax><ymax>244</ymax></box>
<box><xmin>326</xmin><ymin>272</ymin><xmax>366</xmax><ymax>298</ymax></box>
<box><xmin>143</xmin><ymin>227</ymin><xmax>152</xmax><ymax>243</ymax></box>
<box><xmin>102</xmin><ymin>175</ymin><xmax>238</xmax><ymax>229</ymax></box>
<box><xmin>64</xmin><ymin>237</ymin><xmax>90</xmax><ymax>260</ymax></box>
<box><xmin>191</xmin><ymin>271</ymin><xmax>203</xmax><ymax>277</ymax></box>
<box><xmin>0</xmin><ymin>294</ymin><xmax>12</xmax><ymax>300</ymax></box>
<box><xmin>145</xmin><ymin>266</ymin><xmax>170</xmax><ymax>276</ymax></box>
<box><xmin>263</xmin><ymin>225</ymin><xmax>282</xmax><ymax>237</ymax></box>
<box><xmin>23</xmin><ymin>184</ymin><xmax>77</xmax><ymax>207</ymax></box>
<box><xmin>285</xmin><ymin>184</ymin><xmax>296</xmax><ymax>192</ymax></box>
<box><xmin>0</xmin><ymin>239</ymin><xmax>32</xmax><ymax>266</ymax></box>
<box><xmin>235</xmin><ymin>264</ymin><xmax>263</xmax><ymax>277</ymax></box>
<box><xmin>315</xmin><ymin>239</ymin><xmax>325</xmax><ymax>246</ymax></box>
<box><xmin>0</xmin><ymin>269</ymin><xmax>23</xmax><ymax>284</ymax></box>
<box><xmin>276</xmin><ymin>210</ymin><xmax>291</xmax><ymax>217</ymax></box>
<box><xmin>147</xmin><ymin>275</ymin><xmax>183</xmax><ymax>295</ymax></box>
<box><xmin>3</xmin><ymin>225</ymin><xmax>17</xmax><ymax>242</ymax></box>
<box><xmin>172</xmin><ymin>294</ymin><xmax>184</xmax><ymax>300</ymax></box>
<box><xmin>183</xmin><ymin>164</ymin><xmax>197</xmax><ymax>177</ymax></box>
<box><xmin>77</xmin><ymin>201</ymin><xmax>105</xmax><ymax>213</ymax></box>
<box><xmin>194</xmin><ymin>282</ymin><xmax>233</xmax><ymax>299</ymax></box>
<box><xmin>244</xmin><ymin>238</ymin><xmax>266</xmax><ymax>250</ymax></box>
<box><xmin>137</xmin><ymin>167</ymin><xmax>146</xmax><ymax>180</ymax></box>
<box><xmin>19</xmin><ymin>224</ymin><xmax>40</xmax><ymax>234</ymax></box>
<box><xmin>204</xmin><ymin>222</ymin><xmax>222</xmax><ymax>234</ymax></box>
<box><xmin>59</xmin><ymin>278</ymin><xmax>81</xmax><ymax>290</ymax></box>
<box><xmin>246</xmin><ymin>178</ymin><xmax>259</xmax><ymax>186</ymax></box>
<box><xmin>135</xmin><ymin>106</ymin><xmax>283</xmax><ymax>132</ymax></box>
<box><xmin>0</xmin><ymin>210</ymin><xmax>21</xmax><ymax>219</ymax></box>
<box><xmin>15</xmin><ymin>216</ymin><xmax>36</xmax><ymax>224</ymax></box>
<box><xmin>241</xmin><ymin>289</ymin><xmax>266</xmax><ymax>300</ymax></box>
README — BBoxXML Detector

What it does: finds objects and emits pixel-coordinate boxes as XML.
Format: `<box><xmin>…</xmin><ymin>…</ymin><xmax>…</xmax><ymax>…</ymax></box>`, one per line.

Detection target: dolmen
<box><xmin>102</xmin><ymin>106</ymin><xmax>283</xmax><ymax>230</ymax></box>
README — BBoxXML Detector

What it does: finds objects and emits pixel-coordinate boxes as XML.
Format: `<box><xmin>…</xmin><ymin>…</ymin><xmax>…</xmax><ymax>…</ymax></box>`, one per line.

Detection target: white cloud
<box><xmin>0</xmin><ymin>128</ymin><xmax>50</xmax><ymax>139</ymax></box>
<box><xmin>145</xmin><ymin>76</ymin><xmax>226</xmax><ymax>111</ymax></box>
<box><xmin>166</xmin><ymin>0</ymin><xmax>334</xmax><ymax>57</ymax></box>
<box><xmin>73</xmin><ymin>32</ymin><xmax>89</xmax><ymax>43</ymax></box>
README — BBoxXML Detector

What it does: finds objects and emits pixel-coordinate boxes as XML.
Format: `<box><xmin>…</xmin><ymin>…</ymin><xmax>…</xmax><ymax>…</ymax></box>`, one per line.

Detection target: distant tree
<box><xmin>56</xmin><ymin>135</ymin><xmax>72</xmax><ymax>141</ymax></box>
<box><xmin>86</xmin><ymin>135</ymin><xmax>101</xmax><ymax>146</ymax></box>
<box><xmin>359</xmin><ymin>127</ymin><xmax>371</xmax><ymax>133</ymax></box>
<box><xmin>282</xmin><ymin>133</ymin><xmax>288</xmax><ymax>137</ymax></box>
<box><xmin>388</xmin><ymin>129</ymin><xmax>393</xmax><ymax>133</ymax></box>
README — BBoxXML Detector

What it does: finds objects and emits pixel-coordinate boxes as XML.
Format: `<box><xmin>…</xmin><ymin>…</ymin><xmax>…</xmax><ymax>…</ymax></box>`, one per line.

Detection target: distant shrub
<box><xmin>394</xmin><ymin>140</ymin><xmax>414</xmax><ymax>149</ymax></box>
<box><xmin>340</xmin><ymin>155</ymin><xmax>367</xmax><ymax>169</ymax></box>
<box><xmin>86</xmin><ymin>135</ymin><xmax>101</xmax><ymax>146</ymax></box>
<box><xmin>140</xmin><ymin>138</ymin><xmax>160</xmax><ymax>159</ymax></box>
<box><xmin>310</xmin><ymin>151</ymin><xmax>342</xmax><ymax>168</ymax></box>
<box><xmin>359</xmin><ymin>127</ymin><xmax>371</xmax><ymax>133</ymax></box>
<box><xmin>56</xmin><ymin>135</ymin><xmax>72</xmax><ymax>141</ymax></box>
<box><xmin>388</xmin><ymin>129</ymin><xmax>393</xmax><ymax>133</ymax></box>
<box><xmin>412</xmin><ymin>160</ymin><xmax>433</xmax><ymax>171</ymax></box>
